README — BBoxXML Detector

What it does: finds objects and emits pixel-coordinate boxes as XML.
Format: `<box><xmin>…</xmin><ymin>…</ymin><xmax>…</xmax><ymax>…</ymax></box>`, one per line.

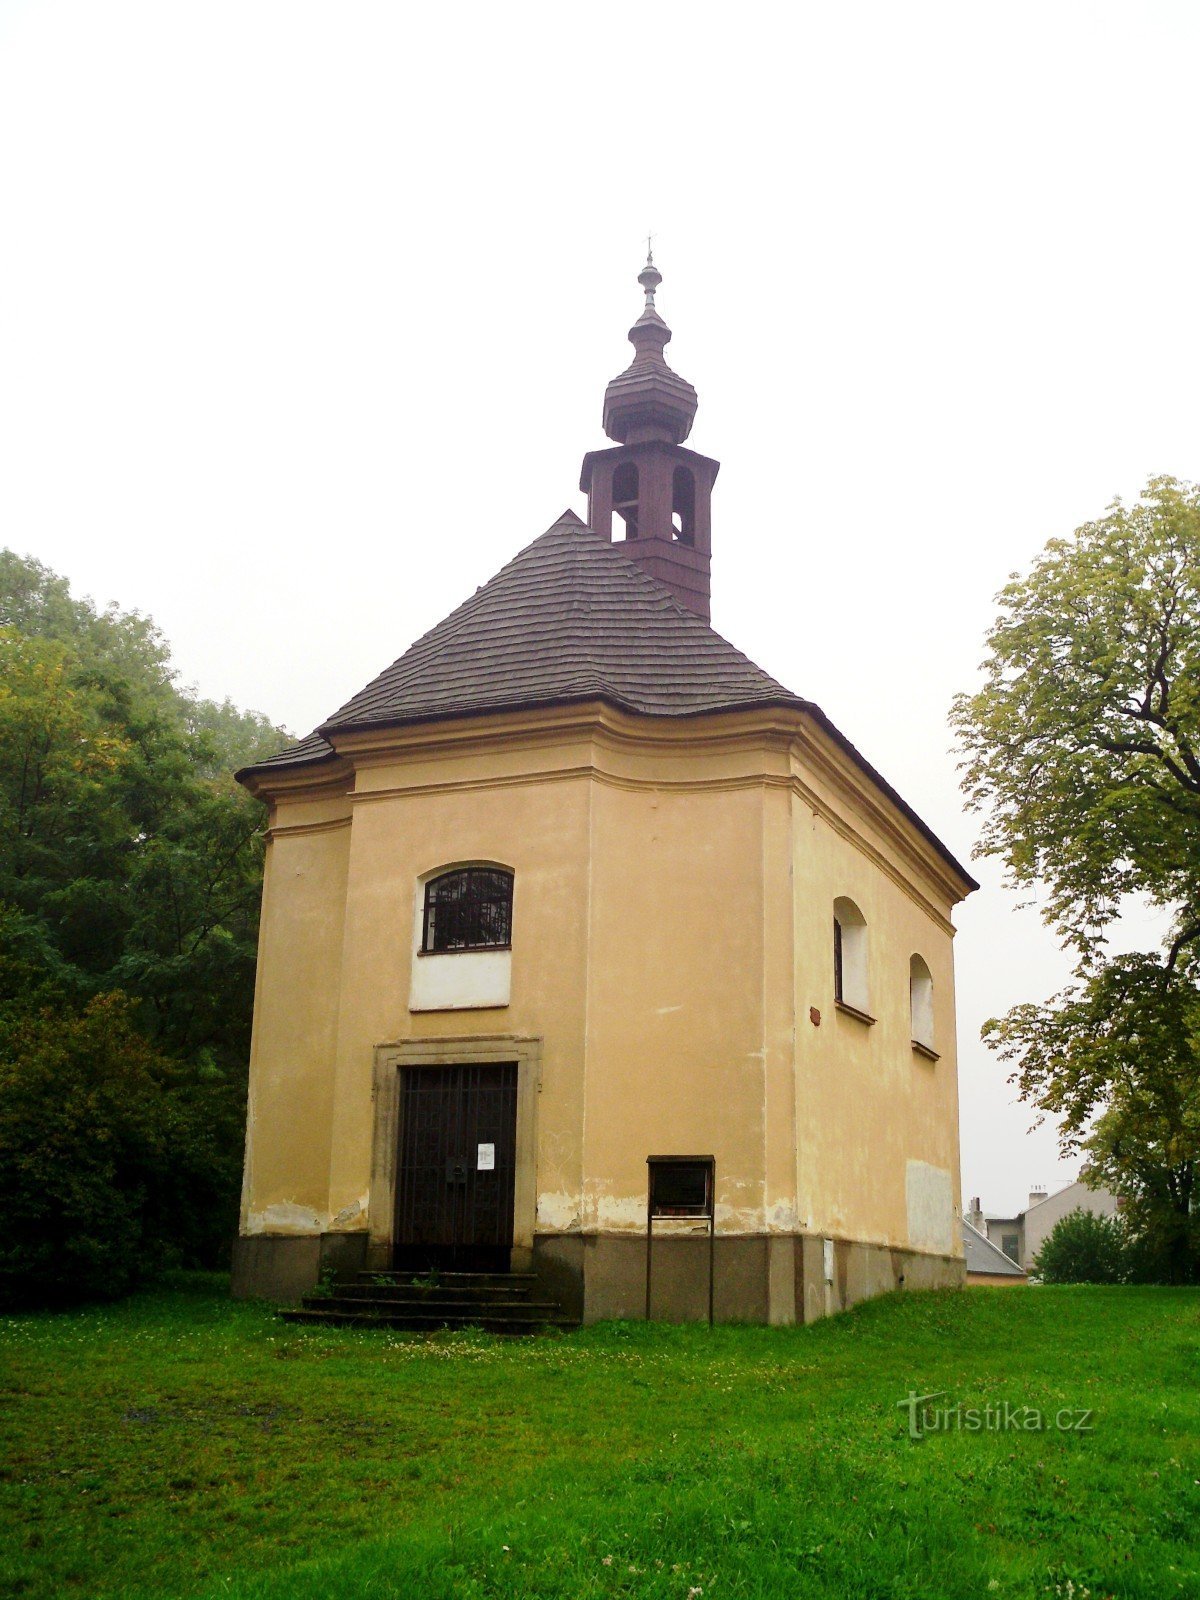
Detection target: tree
<box><xmin>0</xmin><ymin>551</ymin><xmax>289</xmax><ymax>1295</ymax></box>
<box><xmin>187</xmin><ymin>696</ymin><xmax>286</xmax><ymax>780</ymax></box>
<box><xmin>0</xmin><ymin>550</ymin><xmax>177</xmax><ymax>707</ymax></box>
<box><xmin>0</xmin><ymin>630</ymin><xmax>132</xmax><ymax>868</ymax></box>
<box><xmin>0</xmin><ymin>996</ymin><xmax>238</xmax><ymax>1307</ymax></box>
<box><xmin>951</xmin><ymin>475</ymin><xmax>1200</xmax><ymax>966</ymax></box>
<box><xmin>985</xmin><ymin>954</ymin><xmax>1200</xmax><ymax>1282</ymax></box>
<box><xmin>954</xmin><ymin>478</ymin><xmax>1200</xmax><ymax>1281</ymax></box>
<box><xmin>1032</xmin><ymin>1208</ymin><xmax>1127</xmax><ymax>1285</ymax></box>
<box><xmin>0</xmin><ymin>554</ymin><xmax>286</xmax><ymax>1061</ymax></box>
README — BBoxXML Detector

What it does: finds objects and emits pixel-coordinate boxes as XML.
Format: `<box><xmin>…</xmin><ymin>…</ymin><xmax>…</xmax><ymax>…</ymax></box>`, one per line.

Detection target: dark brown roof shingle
<box><xmin>245</xmin><ymin>511</ymin><xmax>805</xmax><ymax>773</ymax></box>
<box><xmin>239</xmin><ymin>511</ymin><xmax>977</xmax><ymax>889</ymax></box>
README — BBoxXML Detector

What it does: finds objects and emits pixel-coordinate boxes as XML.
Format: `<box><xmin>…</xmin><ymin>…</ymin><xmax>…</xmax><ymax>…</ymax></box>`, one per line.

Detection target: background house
<box><xmin>961</xmin><ymin>1217</ymin><xmax>1027</xmax><ymax>1286</ymax></box>
<box><xmin>965</xmin><ymin>1180</ymin><xmax>1121</xmax><ymax>1273</ymax></box>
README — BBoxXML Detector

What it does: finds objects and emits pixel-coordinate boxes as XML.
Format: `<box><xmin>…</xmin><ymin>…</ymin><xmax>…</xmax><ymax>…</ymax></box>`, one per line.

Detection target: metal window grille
<box><xmin>422</xmin><ymin>868</ymin><xmax>513</xmax><ymax>953</ymax></box>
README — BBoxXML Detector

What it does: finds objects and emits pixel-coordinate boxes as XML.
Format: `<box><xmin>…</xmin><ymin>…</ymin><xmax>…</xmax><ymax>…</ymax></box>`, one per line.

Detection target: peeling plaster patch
<box><xmin>554</xmin><ymin>1195</ymin><xmax>796</xmax><ymax>1235</ymax></box>
<box><xmin>593</xmin><ymin>1193</ymin><xmax>648</xmax><ymax>1230</ymax></box>
<box><xmin>714</xmin><ymin>1204</ymin><xmax>766</xmax><ymax>1232</ymax></box>
<box><xmin>537</xmin><ymin>1192</ymin><xmax>582</xmax><ymax>1231</ymax></box>
<box><xmin>331</xmin><ymin>1198</ymin><xmax>367</xmax><ymax>1229</ymax></box>
<box><xmin>577</xmin><ymin>1186</ymin><xmax>771</xmax><ymax>1235</ymax></box>
<box><xmin>905</xmin><ymin>1160</ymin><xmax>954</xmax><ymax>1254</ymax></box>
<box><xmin>245</xmin><ymin>1203</ymin><xmax>323</xmax><ymax>1236</ymax></box>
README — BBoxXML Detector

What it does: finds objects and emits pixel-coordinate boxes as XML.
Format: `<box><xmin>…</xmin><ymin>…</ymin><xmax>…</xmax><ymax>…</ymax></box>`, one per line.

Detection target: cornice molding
<box><xmin>242</xmin><ymin>761</ymin><xmax>354</xmax><ymax>805</ymax></box>
<box><xmin>266</xmin><ymin>815</ymin><xmax>353</xmax><ymax>842</ymax></box>
<box><xmin>246</xmin><ymin>701</ymin><xmax>973</xmax><ymax>914</ymax></box>
<box><xmin>329</xmin><ymin>700</ymin><xmax>800</xmax><ymax>764</ymax></box>
<box><xmin>785</xmin><ymin>724</ymin><xmax>972</xmax><ymax>916</ymax></box>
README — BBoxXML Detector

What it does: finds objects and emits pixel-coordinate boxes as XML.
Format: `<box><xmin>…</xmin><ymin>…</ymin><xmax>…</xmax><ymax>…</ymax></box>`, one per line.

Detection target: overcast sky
<box><xmin>2</xmin><ymin>2</ymin><xmax>1197</xmax><ymax>1218</ymax></box>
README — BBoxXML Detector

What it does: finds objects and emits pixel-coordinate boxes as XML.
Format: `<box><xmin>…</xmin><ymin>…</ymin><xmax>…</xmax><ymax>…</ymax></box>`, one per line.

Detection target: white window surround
<box><xmin>409</xmin><ymin>861</ymin><xmax>513</xmax><ymax>1013</ymax></box>
<box><xmin>833</xmin><ymin>895</ymin><xmax>871</xmax><ymax>1019</ymax></box>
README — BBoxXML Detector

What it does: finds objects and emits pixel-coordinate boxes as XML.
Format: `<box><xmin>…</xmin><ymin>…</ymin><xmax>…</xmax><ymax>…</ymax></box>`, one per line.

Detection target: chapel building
<box><xmin>233</xmin><ymin>257</ymin><xmax>977</xmax><ymax>1323</ymax></box>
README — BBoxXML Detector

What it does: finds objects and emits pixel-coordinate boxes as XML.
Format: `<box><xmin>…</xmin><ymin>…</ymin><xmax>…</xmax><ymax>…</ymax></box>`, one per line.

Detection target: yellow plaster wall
<box><xmin>581</xmin><ymin>778</ymin><xmax>772</xmax><ymax>1232</ymax></box>
<box><xmin>791</xmin><ymin>786</ymin><xmax>963</xmax><ymax>1254</ymax></box>
<box><xmin>321</xmin><ymin>762</ymin><xmax>594</xmax><ymax>1229</ymax></box>
<box><xmin>240</xmin><ymin>706</ymin><xmax>968</xmax><ymax>1264</ymax></box>
<box><xmin>241</xmin><ymin>796</ymin><xmax>351</xmax><ymax>1234</ymax></box>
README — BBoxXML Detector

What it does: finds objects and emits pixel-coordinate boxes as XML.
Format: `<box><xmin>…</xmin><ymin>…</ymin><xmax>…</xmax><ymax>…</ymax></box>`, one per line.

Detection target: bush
<box><xmin>1033</xmin><ymin>1207</ymin><xmax>1127</xmax><ymax>1284</ymax></box>
<box><xmin>1120</xmin><ymin>1215</ymin><xmax>1200</xmax><ymax>1285</ymax></box>
<box><xmin>0</xmin><ymin>994</ymin><xmax>240</xmax><ymax>1309</ymax></box>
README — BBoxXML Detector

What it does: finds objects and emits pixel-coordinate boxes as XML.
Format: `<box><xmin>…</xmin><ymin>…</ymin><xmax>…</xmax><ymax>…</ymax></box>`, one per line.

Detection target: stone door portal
<box><xmin>393</xmin><ymin>1061</ymin><xmax>518</xmax><ymax>1272</ymax></box>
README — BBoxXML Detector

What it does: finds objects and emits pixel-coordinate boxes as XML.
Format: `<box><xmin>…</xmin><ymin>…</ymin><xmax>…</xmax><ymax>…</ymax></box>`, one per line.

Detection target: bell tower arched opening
<box><xmin>672</xmin><ymin>465</ymin><xmax>695</xmax><ymax>545</ymax></box>
<box><xmin>612</xmin><ymin>462</ymin><xmax>640</xmax><ymax>539</ymax></box>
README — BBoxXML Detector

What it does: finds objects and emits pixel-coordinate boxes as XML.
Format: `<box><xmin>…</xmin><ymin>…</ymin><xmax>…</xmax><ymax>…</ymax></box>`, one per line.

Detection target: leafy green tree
<box><xmin>0</xmin><ymin>995</ymin><xmax>239</xmax><ymax>1307</ymax></box>
<box><xmin>1032</xmin><ymin>1207</ymin><xmax>1128</xmax><ymax>1285</ymax></box>
<box><xmin>0</xmin><ymin>550</ymin><xmax>288</xmax><ymax>1294</ymax></box>
<box><xmin>0</xmin><ymin>550</ymin><xmax>176</xmax><ymax>703</ymax></box>
<box><xmin>952</xmin><ymin>475</ymin><xmax>1200</xmax><ymax>965</ymax></box>
<box><xmin>986</xmin><ymin>955</ymin><xmax>1200</xmax><ymax>1282</ymax></box>
<box><xmin>0</xmin><ymin>553</ymin><xmax>286</xmax><ymax>1057</ymax></box>
<box><xmin>0</xmin><ymin>902</ymin><xmax>80</xmax><ymax>1036</ymax></box>
<box><xmin>187</xmin><ymin>696</ymin><xmax>286</xmax><ymax>780</ymax></box>
<box><xmin>0</xmin><ymin>628</ymin><xmax>140</xmax><ymax>976</ymax></box>
<box><xmin>954</xmin><ymin>478</ymin><xmax>1200</xmax><ymax>1281</ymax></box>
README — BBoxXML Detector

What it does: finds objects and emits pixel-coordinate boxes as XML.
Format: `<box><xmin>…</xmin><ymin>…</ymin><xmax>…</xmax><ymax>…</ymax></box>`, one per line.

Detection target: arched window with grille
<box><xmin>422</xmin><ymin>867</ymin><xmax>514</xmax><ymax>954</ymax></box>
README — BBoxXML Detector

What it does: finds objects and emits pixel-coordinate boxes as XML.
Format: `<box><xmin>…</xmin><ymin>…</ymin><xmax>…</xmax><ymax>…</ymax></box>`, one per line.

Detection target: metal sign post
<box><xmin>645</xmin><ymin>1155</ymin><xmax>715</xmax><ymax>1326</ymax></box>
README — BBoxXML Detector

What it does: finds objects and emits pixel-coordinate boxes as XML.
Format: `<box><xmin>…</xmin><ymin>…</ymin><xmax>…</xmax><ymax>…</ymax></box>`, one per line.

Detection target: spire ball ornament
<box><xmin>638</xmin><ymin>250</ymin><xmax>662</xmax><ymax>311</ymax></box>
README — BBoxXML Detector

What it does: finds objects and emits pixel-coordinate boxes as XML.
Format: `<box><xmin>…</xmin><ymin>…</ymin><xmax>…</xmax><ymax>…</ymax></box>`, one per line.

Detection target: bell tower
<box><xmin>580</xmin><ymin>253</ymin><xmax>720</xmax><ymax>621</ymax></box>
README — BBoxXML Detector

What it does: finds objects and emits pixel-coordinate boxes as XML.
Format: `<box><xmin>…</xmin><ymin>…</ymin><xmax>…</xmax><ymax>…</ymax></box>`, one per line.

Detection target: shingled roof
<box><xmin>244</xmin><ymin>511</ymin><xmax>805</xmax><ymax>773</ymax></box>
<box><xmin>239</xmin><ymin>511</ymin><xmax>976</xmax><ymax>889</ymax></box>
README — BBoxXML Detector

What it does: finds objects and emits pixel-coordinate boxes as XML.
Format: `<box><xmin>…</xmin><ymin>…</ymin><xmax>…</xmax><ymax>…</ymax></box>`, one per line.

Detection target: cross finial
<box><xmin>646</xmin><ymin>231</ymin><xmax>654</xmax><ymax>265</ymax></box>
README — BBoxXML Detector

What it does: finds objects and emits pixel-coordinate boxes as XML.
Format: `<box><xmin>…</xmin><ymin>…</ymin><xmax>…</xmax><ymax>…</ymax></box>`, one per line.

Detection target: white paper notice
<box><xmin>477</xmin><ymin>1143</ymin><xmax>495</xmax><ymax>1171</ymax></box>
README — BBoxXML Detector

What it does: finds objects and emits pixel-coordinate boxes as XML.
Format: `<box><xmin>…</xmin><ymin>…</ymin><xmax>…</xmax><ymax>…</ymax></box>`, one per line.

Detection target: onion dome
<box><xmin>601</xmin><ymin>251</ymin><xmax>698</xmax><ymax>446</ymax></box>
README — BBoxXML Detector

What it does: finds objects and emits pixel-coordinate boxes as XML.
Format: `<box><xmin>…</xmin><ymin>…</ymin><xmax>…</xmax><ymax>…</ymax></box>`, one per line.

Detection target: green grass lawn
<box><xmin>1</xmin><ymin>1278</ymin><xmax>1197</xmax><ymax>1599</ymax></box>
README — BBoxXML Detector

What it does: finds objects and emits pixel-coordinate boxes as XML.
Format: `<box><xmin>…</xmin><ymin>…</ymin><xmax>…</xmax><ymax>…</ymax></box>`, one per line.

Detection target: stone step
<box><xmin>340</xmin><ymin>1283</ymin><xmax>534</xmax><ymax>1302</ymax></box>
<box><xmin>357</xmin><ymin>1271</ymin><xmax>539</xmax><ymax>1287</ymax></box>
<box><xmin>305</xmin><ymin>1294</ymin><xmax>565</xmax><ymax>1318</ymax></box>
<box><xmin>279</xmin><ymin>1267</ymin><xmax>576</xmax><ymax>1336</ymax></box>
<box><xmin>280</xmin><ymin>1306</ymin><xmax>577</xmax><ymax>1334</ymax></box>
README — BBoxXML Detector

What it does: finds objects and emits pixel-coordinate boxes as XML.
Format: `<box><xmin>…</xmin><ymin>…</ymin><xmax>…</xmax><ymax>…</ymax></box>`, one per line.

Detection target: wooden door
<box><xmin>393</xmin><ymin>1062</ymin><xmax>518</xmax><ymax>1272</ymax></box>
